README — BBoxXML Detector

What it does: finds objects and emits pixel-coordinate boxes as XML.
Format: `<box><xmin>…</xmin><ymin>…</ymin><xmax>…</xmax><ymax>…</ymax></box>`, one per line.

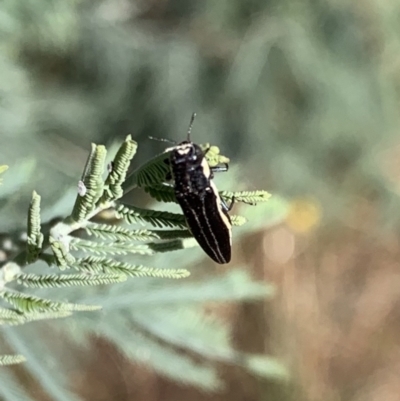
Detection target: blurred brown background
<box><xmin>1</xmin><ymin>0</ymin><xmax>400</xmax><ymax>400</ymax></box>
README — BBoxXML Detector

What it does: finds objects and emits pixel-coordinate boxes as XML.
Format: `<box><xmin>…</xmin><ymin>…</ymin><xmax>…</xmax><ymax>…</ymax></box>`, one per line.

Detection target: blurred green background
<box><xmin>2</xmin><ymin>0</ymin><xmax>400</xmax><ymax>400</ymax></box>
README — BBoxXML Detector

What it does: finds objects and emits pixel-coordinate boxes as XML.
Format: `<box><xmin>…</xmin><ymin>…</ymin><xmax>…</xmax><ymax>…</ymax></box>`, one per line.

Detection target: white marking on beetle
<box><xmin>175</xmin><ymin>144</ymin><xmax>193</xmax><ymax>155</ymax></box>
<box><xmin>209</xmin><ymin>181</ymin><xmax>232</xmax><ymax>245</ymax></box>
<box><xmin>200</xmin><ymin>158</ymin><xmax>211</xmax><ymax>179</ymax></box>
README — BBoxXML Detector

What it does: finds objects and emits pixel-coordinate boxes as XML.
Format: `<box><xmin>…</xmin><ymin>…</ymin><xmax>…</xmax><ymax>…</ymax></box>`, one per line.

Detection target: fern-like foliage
<box><xmin>26</xmin><ymin>191</ymin><xmax>44</xmax><ymax>263</ymax></box>
<box><xmin>84</xmin><ymin>223</ymin><xmax>159</xmax><ymax>242</ymax></box>
<box><xmin>16</xmin><ymin>273</ymin><xmax>128</xmax><ymax>288</ymax></box>
<box><xmin>220</xmin><ymin>190</ymin><xmax>271</xmax><ymax>204</ymax></box>
<box><xmin>100</xmin><ymin>135</ymin><xmax>137</xmax><ymax>202</ymax></box>
<box><xmin>202</xmin><ymin>144</ymin><xmax>230</xmax><ymax>167</ymax></box>
<box><xmin>70</xmin><ymin>143</ymin><xmax>107</xmax><ymax>223</ymax></box>
<box><xmin>116</xmin><ymin>204</ymin><xmax>187</xmax><ymax>228</ymax></box>
<box><xmin>230</xmin><ymin>215</ymin><xmax>248</xmax><ymax>226</ymax></box>
<box><xmin>0</xmin><ymin>308</ymin><xmax>25</xmax><ymax>326</ymax></box>
<box><xmin>0</xmin><ymin>291</ymin><xmax>100</xmax><ymax>313</ymax></box>
<box><xmin>0</xmin><ymin>133</ymin><xmax>279</xmax><ymax>391</ymax></box>
<box><xmin>49</xmin><ymin>236</ymin><xmax>76</xmax><ymax>269</ymax></box>
<box><xmin>70</xmin><ymin>238</ymin><xmax>154</xmax><ymax>256</ymax></box>
<box><xmin>0</xmin><ymin>136</ymin><xmax>268</xmax><ymax>336</ymax></box>
<box><xmin>0</xmin><ymin>137</ymin><xmax>193</xmax><ymax>365</ymax></box>
<box><xmin>144</xmin><ymin>183</ymin><xmax>177</xmax><ymax>203</ymax></box>
<box><xmin>0</xmin><ymin>355</ymin><xmax>26</xmax><ymax>366</ymax></box>
<box><xmin>142</xmin><ymin>183</ymin><xmax>270</xmax><ymax>208</ymax></box>
<box><xmin>124</xmin><ymin>151</ymin><xmax>171</xmax><ymax>191</ymax></box>
<box><xmin>74</xmin><ymin>256</ymin><xmax>189</xmax><ymax>278</ymax></box>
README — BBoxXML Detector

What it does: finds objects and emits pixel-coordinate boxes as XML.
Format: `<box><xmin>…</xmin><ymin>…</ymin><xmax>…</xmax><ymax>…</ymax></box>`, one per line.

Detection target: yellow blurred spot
<box><xmin>0</xmin><ymin>165</ymin><xmax>7</xmax><ymax>185</ymax></box>
<box><xmin>285</xmin><ymin>198</ymin><xmax>322</xmax><ymax>233</ymax></box>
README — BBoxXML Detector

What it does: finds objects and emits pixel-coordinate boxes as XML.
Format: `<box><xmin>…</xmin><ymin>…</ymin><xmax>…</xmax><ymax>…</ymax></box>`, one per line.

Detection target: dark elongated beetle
<box><xmin>167</xmin><ymin>113</ymin><xmax>233</xmax><ymax>264</ymax></box>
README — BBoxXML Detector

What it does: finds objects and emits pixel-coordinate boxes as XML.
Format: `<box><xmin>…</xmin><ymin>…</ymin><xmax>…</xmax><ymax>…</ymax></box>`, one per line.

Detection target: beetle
<box><xmin>168</xmin><ymin>113</ymin><xmax>233</xmax><ymax>264</ymax></box>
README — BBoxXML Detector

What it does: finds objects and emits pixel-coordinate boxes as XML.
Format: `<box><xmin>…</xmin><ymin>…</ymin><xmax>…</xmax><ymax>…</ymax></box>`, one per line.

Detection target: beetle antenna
<box><xmin>187</xmin><ymin>112</ymin><xmax>196</xmax><ymax>142</ymax></box>
<box><xmin>148</xmin><ymin>136</ymin><xmax>176</xmax><ymax>145</ymax></box>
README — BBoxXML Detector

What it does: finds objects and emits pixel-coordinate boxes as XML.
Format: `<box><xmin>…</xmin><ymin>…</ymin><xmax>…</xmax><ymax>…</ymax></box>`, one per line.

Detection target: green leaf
<box><xmin>50</xmin><ymin>237</ymin><xmax>76</xmax><ymax>269</ymax></box>
<box><xmin>243</xmin><ymin>354</ymin><xmax>288</xmax><ymax>380</ymax></box>
<box><xmin>0</xmin><ymin>355</ymin><xmax>26</xmax><ymax>366</ymax></box>
<box><xmin>16</xmin><ymin>273</ymin><xmax>127</xmax><ymax>288</ymax></box>
<box><xmin>71</xmin><ymin>143</ymin><xmax>107</xmax><ymax>222</ymax></box>
<box><xmin>70</xmin><ymin>238</ymin><xmax>153</xmax><ymax>256</ymax></box>
<box><xmin>144</xmin><ymin>184</ymin><xmax>176</xmax><ymax>203</ymax></box>
<box><xmin>231</xmin><ymin>215</ymin><xmax>247</xmax><ymax>226</ymax></box>
<box><xmin>22</xmin><ymin>311</ymin><xmax>73</xmax><ymax>323</ymax></box>
<box><xmin>202</xmin><ymin>144</ymin><xmax>230</xmax><ymax>167</ymax></box>
<box><xmin>101</xmin><ymin>135</ymin><xmax>137</xmax><ymax>202</ymax></box>
<box><xmin>0</xmin><ymin>307</ymin><xmax>22</xmax><ymax>320</ymax></box>
<box><xmin>26</xmin><ymin>190</ymin><xmax>44</xmax><ymax>263</ymax></box>
<box><xmin>0</xmin><ymin>291</ymin><xmax>101</xmax><ymax>314</ymax></box>
<box><xmin>85</xmin><ymin>223</ymin><xmax>159</xmax><ymax>242</ymax></box>
<box><xmin>220</xmin><ymin>190</ymin><xmax>271</xmax><ymax>204</ymax></box>
<box><xmin>124</xmin><ymin>151</ymin><xmax>171</xmax><ymax>191</ymax></box>
<box><xmin>0</xmin><ymin>308</ymin><xmax>25</xmax><ymax>326</ymax></box>
<box><xmin>116</xmin><ymin>204</ymin><xmax>187</xmax><ymax>228</ymax></box>
<box><xmin>74</xmin><ymin>256</ymin><xmax>190</xmax><ymax>278</ymax></box>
